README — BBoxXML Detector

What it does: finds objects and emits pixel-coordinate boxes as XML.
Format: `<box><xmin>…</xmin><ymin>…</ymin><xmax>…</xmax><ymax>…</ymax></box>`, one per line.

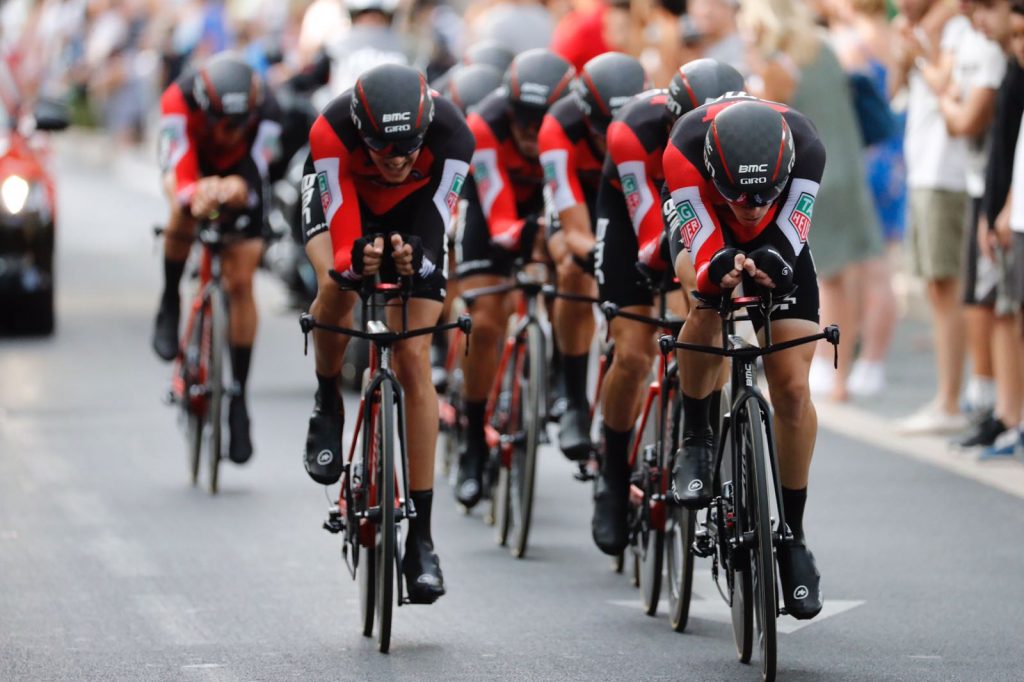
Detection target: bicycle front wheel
<box><xmin>510</xmin><ymin>323</ymin><xmax>544</xmax><ymax>559</ymax></box>
<box><xmin>728</xmin><ymin>394</ymin><xmax>753</xmax><ymax>663</ymax></box>
<box><xmin>206</xmin><ymin>289</ymin><xmax>227</xmax><ymax>494</ymax></box>
<box><xmin>376</xmin><ymin>381</ymin><xmax>396</xmax><ymax>653</ymax></box>
<box><xmin>741</xmin><ymin>397</ymin><xmax>777</xmax><ymax>681</ymax></box>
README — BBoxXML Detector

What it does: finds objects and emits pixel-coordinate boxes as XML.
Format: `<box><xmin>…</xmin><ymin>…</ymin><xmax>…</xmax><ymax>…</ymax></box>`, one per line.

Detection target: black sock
<box><xmin>465</xmin><ymin>400</ymin><xmax>486</xmax><ymax>445</ymax></box>
<box><xmin>562</xmin><ymin>353</ymin><xmax>590</xmax><ymax>408</ymax></box>
<box><xmin>782</xmin><ymin>486</ymin><xmax>807</xmax><ymax>541</ymax></box>
<box><xmin>316</xmin><ymin>373</ymin><xmax>340</xmax><ymax>409</ymax></box>
<box><xmin>161</xmin><ymin>258</ymin><xmax>186</xmax><ymax>309</ymax></box>
<box><xmin>408</xmin><ymin>489</ymin><xmax>434</xmax><ymax>548</ymax></box>
<box><xmin>601</xmin><ymin>425</ymin><xmax>633</xmax><ymax>479</ymax></box>
<box><xmin>682</xmin><ymin>394</ymin><xmax>712</xmax><ymax>441</ymax></box>
<box><xmin>231</xmin><ymin>345</ymin><xmax>252</xmax><ymax>395</ymax></box>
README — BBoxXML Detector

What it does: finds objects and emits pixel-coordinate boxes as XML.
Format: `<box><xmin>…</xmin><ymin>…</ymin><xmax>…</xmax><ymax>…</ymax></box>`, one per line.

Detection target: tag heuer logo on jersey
<box><xmin>445</xmin><ymin>173</ymin><xmax>465</xmax><ymax>212</ymax></box>
<box><xmin>543</xmin><ymin>161</ymin><xmax>557</xmax><ymax>190</ymax></box>
<box><xmin>475</xmin><ymin>162</ymin><xmax>491</xmax><ymax>197</ymax></box>
<box><xmin>789</xmin><ymin>192</ymin><xmax>814</xmax><ymax>242</ymax></box>
<box><xmin>677</xmin><ymin>199</ymin><xmax>702</xmax><ymax>249</ymax></box>
<box><xmin>622</xmin><ymin>174</ymin><xmax>640</xmax><ymax>219</ymax></box>
<box><xmin>317</xmin><ymin>172</ymin><xmax>331</xmax><ymax>213</ymax></box>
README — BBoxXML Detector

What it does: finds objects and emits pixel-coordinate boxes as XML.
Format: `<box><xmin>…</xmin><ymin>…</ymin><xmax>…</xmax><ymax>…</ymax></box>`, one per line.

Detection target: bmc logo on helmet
<box><xmin>221</xmin><ymin>92</ymin><xmax>249</xmax><ymax>115</ymax></box>
<box><xmin>739</xmin><ymin>164</ymin><xmax>768</xmax><ymax>173</ymax></box>
<box><xmin>383</xmin><ymin>112</ymin><xmax>411</xmax><ymax>123</ymax></box>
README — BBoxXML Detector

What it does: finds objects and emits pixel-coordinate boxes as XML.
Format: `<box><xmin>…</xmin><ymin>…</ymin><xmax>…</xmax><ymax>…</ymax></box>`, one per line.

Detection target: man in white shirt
<box><xmin>892</xmin><ymin>0</ymin><xmax>972</xmax><ymax>434</ymax></box>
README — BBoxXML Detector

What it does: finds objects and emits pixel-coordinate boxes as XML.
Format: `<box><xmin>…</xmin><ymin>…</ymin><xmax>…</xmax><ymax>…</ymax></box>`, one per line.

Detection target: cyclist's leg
<box><xmin>452</xmin><ymin>190</ymin><xmax>515</xmax><ymax>506</ymax></box>
<box><xmin>153</xmin><ymin>173</ymin><xmax>197</xmax><ymax>360</ymax></box>
<box><xmin>548</xmin><ymin>222</ymin><xmax>598</xmax><ymax>459</ymax></box>
<box><xmin>389</xmin><ymin>294</ymin><xmax>447</xmax><ymax>602</ymax></box>
<box><xmin>221</xmin><ymin>236</ymin><xmax>264</xmax><ymax>463</ymax></box>
<box><xmin>673</xmin><ymin>246</ymin><xmax>726</xmax><ymax>508</ymax></box>
<box><xmin>756</xmin><ymin>251</ymin><xmax>822</xmax><ymax>619</ymax></box>
<box><xmin>303</xmin><ymin>231</ymin><xmax>358</xmax><ymax>484</ymax></box>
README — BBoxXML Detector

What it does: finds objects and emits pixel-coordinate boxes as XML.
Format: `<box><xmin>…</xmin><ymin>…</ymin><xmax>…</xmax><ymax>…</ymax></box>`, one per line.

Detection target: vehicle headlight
<box><xmin>2</xmin><ymin>175</ymin><xmax>30</xmax><ymax>214</ymax></box>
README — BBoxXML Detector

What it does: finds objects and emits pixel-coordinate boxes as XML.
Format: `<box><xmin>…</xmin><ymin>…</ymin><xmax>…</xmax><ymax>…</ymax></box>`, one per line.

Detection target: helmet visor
<box><xmin>360</xmin><ymin>131</ymin><xmax>426</xmax><ymax>158</ymax></box>
<box><xmin>712</xmin><ymin>176</ymin><xmax>787</xmax><ymax>208</ymax></box>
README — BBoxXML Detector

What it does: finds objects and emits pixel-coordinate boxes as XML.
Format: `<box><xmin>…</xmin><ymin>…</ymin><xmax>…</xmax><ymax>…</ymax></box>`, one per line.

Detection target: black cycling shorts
<box><xmin>455</xmin><ymin>175</ymin><xmax>516</xmax><ymax>280</ymax></box>
<box><xmin>596</xmin><ymin>174</ymin><xmax>674</xmax><ymax>308</ymax></box>
<box><xmin>195</xmin><ymin>158</ymin><xmax>267</xmax><ymax>240</ymax></box>
<box><xmin>696</xmin><ymin>244</ymin><xmax>820</xmax><ymax>333</ymax></box>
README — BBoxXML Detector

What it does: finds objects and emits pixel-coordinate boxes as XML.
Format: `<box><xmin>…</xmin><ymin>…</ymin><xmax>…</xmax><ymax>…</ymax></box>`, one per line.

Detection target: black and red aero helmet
<box><xmin>703</xmin><ymin>101</ymin><xmax>795</xmax><ymax>207</ymax></box>
<box><xmin>503</xmin><ymin>49</ymin><xmax>575</xmax><ymax>127</ymax></box>
<box><xmin>463</xmin><ymin>41</ymin><xmax>515</xmax><ymax>75</ymax></box>
<box><xmin>194</xmin><ymin>52</ymin><xmax>262</xmax><ymax>127</ymax></box>
<box><xmin>667</xmin><ymin>58</ymin><xmax>745</xmax><ymax>120</ymax></box>
<box><xmin>447</xmin><ymin>64</ymin><xmax>503</xmax><ymax>114</ymax></box>
<box><xmin>572</xmin><ymin>52</ymin><xmax>648</xmax><ymax>135</ymax></box>
<box><xmin>351</xmin><ymin>63</ymin><xmax>435</xmax><ymax>156</ymax></box>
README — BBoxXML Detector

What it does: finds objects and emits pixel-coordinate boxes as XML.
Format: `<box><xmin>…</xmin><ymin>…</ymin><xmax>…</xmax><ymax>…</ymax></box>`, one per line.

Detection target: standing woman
<box><xmin>828</xmin><ymin>0</ymin><xmax>904</xmax><ymax>398</ymax></box>
<box><xmin>741</xmin><ymin>0</ymin><xmax>885</xmax><ymax>401</ymax></box>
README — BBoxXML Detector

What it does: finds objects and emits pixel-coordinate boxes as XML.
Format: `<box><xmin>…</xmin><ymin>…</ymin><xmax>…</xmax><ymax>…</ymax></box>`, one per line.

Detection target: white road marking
<box><xmin>607</xmin><ymin>594</ymin><xmax>865</xmax><ymax>633</ymax></box>
<box><xmin>816</xmin><ymin>401</ymin><xmax>1024</xmax><ymax>500</ymax></box>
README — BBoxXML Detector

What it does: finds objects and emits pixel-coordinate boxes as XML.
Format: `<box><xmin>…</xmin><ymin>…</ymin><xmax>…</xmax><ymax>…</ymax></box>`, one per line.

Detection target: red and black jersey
<box><xmin>538</xmin><ymin>97</ymin><xmax>604</xmax><ymax>218</ymax></box>
<box><xmin>663</xmin><ymin>95</ymin><xmax>826</xmax><ymax>294</ymax></box>
<box><xmin>157</xmin><ymin>69</ymin><xmax>282</xmax><ymax>206</ymax></box>
<box><xmin>602</xmin><ymin>89</ymin><xmax>675</xmax><ymax>269</ymax></box>
<box><xmin>302</xmin><ymin>90</ymin><xmax>475</xmax><ymax>278</ymax></box>
<box><xmin>465</xmin><ymin>91</ymin><xmax>546</xmax><ymax>251</ymax></box>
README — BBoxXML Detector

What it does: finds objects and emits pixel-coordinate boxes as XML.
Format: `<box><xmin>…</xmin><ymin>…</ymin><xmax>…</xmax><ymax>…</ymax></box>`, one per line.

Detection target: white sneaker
<box><xmin>848</xmin><ymin>360</ymin><xmax>886</xmax><ymax>398</ymax></box>
<box><xmin>896</xmin><ymin>403</ymin><xmax>970</xmax><ymax>435</ymax></box>
<box><xmin>809</xmin><ymin>356</ymin><xmax>835</xmax><ymax>396</ymax></box>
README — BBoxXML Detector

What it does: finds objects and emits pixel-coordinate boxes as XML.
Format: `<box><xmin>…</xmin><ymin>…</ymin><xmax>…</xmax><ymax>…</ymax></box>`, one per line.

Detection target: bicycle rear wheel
<box><xmin>741</xmin><ymin>397</ymin><xmax>777</xmax><ymax>681</ymax></box>
<box><xmin>206</xmin><ymin>289</ymin><xmax>227</xmax><ymax>494</ymax></box>
<box><xmin>376</xmin><ymin>381</ymin><xmax>396</xmax><ymax>653</ymax></box>
<box><xmin>510</xmin><ymin>323</ymin><xmax>543</xmax><ymax>559</ymax></box>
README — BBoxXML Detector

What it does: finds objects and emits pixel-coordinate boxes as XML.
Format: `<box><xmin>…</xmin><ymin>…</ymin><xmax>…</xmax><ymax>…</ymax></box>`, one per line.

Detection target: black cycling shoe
<box><xmin>558</xmin><ymin>404</ymin><xmax>593</xmax><ymax>461</ymax></box>
<box><xmin>151</xmin><ymin>302</ymin><xmax>180</xmax><ymax>362</ymax></box>
<box><xmin>776</xmin><ymin>536</ymin><xmax>823</xmax><ymax>620</ymax></box>
<box><xmin>455</xmin><ymin>439</ymin><xmax>486</xmax><ymax>509</ymax></box>
<box><xmin>304</xmin><ymin>389</ymin><xmax>344</xmax><ymax>485</ymax></box>
<box><xmin>672</xmin><ymin>432</ymin><xmax>715</xmax><ymax>509</ymax></box>
<box><xmin>403</xmin><ymin>535</ymin><xmax>446</xmax><ymax>604</ymax></box>
<box><xmin>228</xmin><ymin>396</ymin><xmax>253</xmax><ymax>464</ymax></box>
<box><xmin>591</xmin><ymin>469</ymin><xmax>629</xmax><ymax>555</ymax></box>
<box><xmin>953</xmin><ymin>413</ymin><xmax>1005</xmax><ymax>449</ymax></box>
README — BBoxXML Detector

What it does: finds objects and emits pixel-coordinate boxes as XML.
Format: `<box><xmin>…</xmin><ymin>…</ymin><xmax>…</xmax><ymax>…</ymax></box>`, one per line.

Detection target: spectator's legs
<box><xmin>927</xmin><ymin>276</ymin><xmax>966</xmax><ymax>415</ymax></box>
<box><xmin>817</xmin><ymin>265</ymin><xmax>862</xmax><ymax>402</ymax></box>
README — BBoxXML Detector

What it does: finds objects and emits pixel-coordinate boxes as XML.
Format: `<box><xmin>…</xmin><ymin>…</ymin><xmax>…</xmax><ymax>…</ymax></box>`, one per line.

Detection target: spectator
<box><xmin>687</xmin><ymin>0</ymin><xmax>747</xmax><ymax>75</ymax></box>
<box><xmin>971</xmin><ymin>0</ymin><xmax>1024</xmax><ymax>456</ymax></box>
<box><xmin>551</xmin><ymin>0</ymin><xmax>632</xmax><ymax>72</ymax></box>
<box><xmin>941</xmin><ymin>0</ymin><xmax>1009</xmax><ymax>451</ymax></box>
<box><xmin>828</xmin><ymin>0</ymin><xmax>904</xmax><ymax>398</ymax></box>
<box><xmin>741</xmin><ymin>0</ymin><xmax>885</xmax><ymax>402</ymax></box>
<box><xmin>468</xmin><ymin>0</ymin><xmax>554</xmax><ymax>55</ymax></box>
<box><xmin>892</xmin><ymin>0</ymin><xmax>973</xmax><ymax>434</ymax></box>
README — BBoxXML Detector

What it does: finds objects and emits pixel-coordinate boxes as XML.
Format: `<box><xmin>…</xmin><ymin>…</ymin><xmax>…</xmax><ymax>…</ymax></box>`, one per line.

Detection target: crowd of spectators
<box><xmin>3</xmin><ymin>0</ymin><xmax>1024</xmax><ymax>456</ymax></box>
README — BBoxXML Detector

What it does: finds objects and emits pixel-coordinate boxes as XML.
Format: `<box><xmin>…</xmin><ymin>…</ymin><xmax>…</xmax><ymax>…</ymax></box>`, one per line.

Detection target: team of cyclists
<box><xmin>152</xmin><ymin>35</ymin><xmax>827</xmax><ymax>620</ymax></box>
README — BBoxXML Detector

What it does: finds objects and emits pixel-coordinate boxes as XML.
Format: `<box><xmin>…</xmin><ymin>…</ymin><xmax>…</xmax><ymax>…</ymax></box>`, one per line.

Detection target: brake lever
<box><xmin>300</xmin><ymin>313</ymin><xmax>315</xmax><ymax>355</ymax></box>
<box><xmin>458</xmin><ymin>314</ymin><xmax>473</xmax><ymax>355</ymax></box>
<box><xmin>823</xmin><ymin>324</ymin><xmax>840</xmax><ymax>369</ymax></box>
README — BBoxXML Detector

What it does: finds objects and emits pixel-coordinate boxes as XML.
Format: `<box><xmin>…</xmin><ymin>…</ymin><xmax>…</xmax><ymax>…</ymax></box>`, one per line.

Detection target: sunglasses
<box><xmin>712</xmin><ymin>176</ymin><xmax>786</xmax><ymax>208</ymax></box>
<box><xmin>509</xmin><ymin>102</ymin><xmax>546</xmax><ymax>131</ymax></box>
<box><xmin>360</xmin><ymin>132</ymin><xmax>426</xmax><ymax>158</ymax></box>
<box><xmin>210</xmin><ymin>112</ymin><xmax>253</xmax><ymax>133</ymax></box>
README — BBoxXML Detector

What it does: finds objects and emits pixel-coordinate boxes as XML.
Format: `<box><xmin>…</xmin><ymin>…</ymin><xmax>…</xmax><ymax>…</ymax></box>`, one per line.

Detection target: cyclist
<box><xmin>663</xmin><ymin>97</ymin><xmax>826</xmax><ymax>619</ymax></box>
<box><xmin>590</xmin><ymin>59</ymin><xmax>745</xmax><ymax>555</ymax></box>
<box><xmin>325</xmin><ymin>0</ymin><xmax>409</xmax><ymax>98</ymax></box>
<box><xmin>301</xmin><ymin>63</ymin><xmax>475</xmax><ymax>604</ymax></box>
<box><xmin>537</xmin><ymin>52</ymin><xmax>647</xmax><ymax>462</ymax></box>
<box><xmin>453</xmin><ymin>48</ymin><xmax>576</xmax><ymax>508</ymax></box>
<box><xmin>153</xmin><ymin>52</ymin><xmax>282</xmax><ymax>465</ymax></box>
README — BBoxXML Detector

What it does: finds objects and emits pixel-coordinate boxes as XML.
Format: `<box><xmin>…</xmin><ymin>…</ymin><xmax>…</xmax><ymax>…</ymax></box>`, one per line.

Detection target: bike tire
<box><xmin>376</xmin><ymin>381</ymin><xmax>396</xmax><ymax>653</ymax></box>
<box><xmin>494</xmin><ymin>338</ymin><xmax>518</xmax><ymax>547</ymax></box>
<box><xmin>183</xmin><ymin>304</ymin><xmax>205</xmax><ymax>486</ymax></box>
<box><xmin>510</xmin><ymin>324</ymin><xmax>543</xmax><ymax>559</ymax></box>
<box><xmin>729</xmin><ymin>392</ymin><xmax>753</xmax><ymax>663</ymax></box>
<box><xmin>358</xmin><ymin>538</ymin><xmax>375</xmax><ymax>637</ymax></box>
<box><xmin>667</xmin><ymin>505</ymin><xmax>695</xmax><ymax>631</ymax></box>
<box><xmin>206</xmin><ymin>290</ymin><xmax>227</xmax><ymax>495</ymax></box>
<box><xmin>637</xmin><ymin>390</ymin><xmax>665</xmax><ymax>616</ymax></box>
<box><xmin>742</xmin><ymin>397</ymin><xmax>777</xmax><ymax>681</ymax></box>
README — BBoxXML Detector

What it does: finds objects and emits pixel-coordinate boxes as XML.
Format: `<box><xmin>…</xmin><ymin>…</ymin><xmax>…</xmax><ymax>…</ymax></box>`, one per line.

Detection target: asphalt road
<box><xmin>2</xmin><ymin>140</ymin><xmax>1024</xmax><ymax>681</ymax></box>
